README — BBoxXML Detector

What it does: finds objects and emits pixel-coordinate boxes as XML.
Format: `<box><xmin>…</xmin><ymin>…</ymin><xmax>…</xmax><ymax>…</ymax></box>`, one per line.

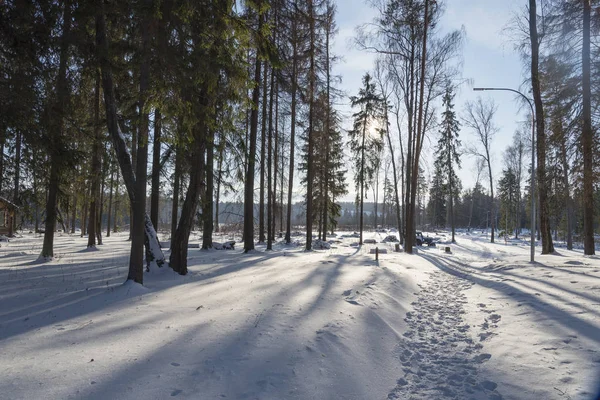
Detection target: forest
<box><xmin>0</xmin><ymin>0</ymin><xmax>598</xmax><ymax>285</ymax></box>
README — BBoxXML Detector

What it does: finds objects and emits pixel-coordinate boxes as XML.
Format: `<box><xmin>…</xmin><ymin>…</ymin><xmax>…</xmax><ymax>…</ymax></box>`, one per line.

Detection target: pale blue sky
<box><xmin>333</xmin><ymin>0</ymin><xmax>531</xmax><ymax>199</ymax></box>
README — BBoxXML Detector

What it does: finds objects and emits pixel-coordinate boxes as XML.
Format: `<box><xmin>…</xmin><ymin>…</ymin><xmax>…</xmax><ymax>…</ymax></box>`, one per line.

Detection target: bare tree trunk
<box><xmin>259</xmin><ymin>63</ymin><xmax>268</xmax><ymax>244</ymax></box>
<box><xmin>386</xmin><ymin>109</ymin><xmax>402</xmax><ymax>239</ymax></box>
<box><xmin>267</xmin><ymin>63</ymin><xmax>274</xmax><ymax>251</ymax></box>
<box><xmin>306</xmin><ymin>0</ymin><xmax>316</xmax><ymax>251</ymax></box>
<box><xmin>113</xmin><ymin>167</ymin><xmax>119</xmax><ymax>233</ymax></box>
<box><xmin>0</xmin><ymin>125</ymin><xmax>4</xmax><ymax>193</ymax></box>
<box><xmin>170</xmin><ymin>125</ymin><xmax>205</xmax><ymax>274</ymax></box>
<box><xmin>150</xmin><ymin>109</ymin><xmax>162</xmax><ymax>231</ymax></box>
<box><xmin>202</xmin><ymin>124</ymin><xmax>214</xmax><ymax>250</ymax></box>
<box><xmin>243</xmin><ymin>4</ymin><xmax>263</xmax><ymax>252</ymax></box>
<box><xmin>359</xmin><ymin>121</ymin><xmax>366</xmax><ymax>245</ymax></box>
<box><xmin>97</xmin><ymin>151</ymin><xmax>105</xmax><ymax>245</ymax></box>
<box><xmin>107</xmin><ymin>162</ymin><xmax>114</xmax><ymax>238</ymax></box>
<box><xmin>41</xmin><ymin>1</ymin><xmax>72</xmax><ymax>256</ymax></box>
<box><xmin>273</xmin><ymin>80</ymin><xmax>279</xmax><ymax>241</ymax></box>
<box><xmin>582</xmin><ymin>0</ymin><xmax>595</xmax><ymax>255</ymax></box>
<box><xmin>171</xmin><ymin>126</ymin><xmax>182</xmax><ymax>245</ymax></box>
<box><xmin>406</xmin><ymin>0</ymin><xmax>430</xmax><ymax>254</ymax></box>
<box><xmin>12</xmin><ymin>130</ymin><xmax>21</xmax><ymax>235</ymax></box>
<box><xmin>285</xmin><ymin>16</ymin><xmax>298</xmax><ymax>244</ymax></box>
<box><xmin>215</xmin><ymin>132</ymin><xmax>225</xmax><ymax>234</ymax></box>
<box><xmin>88</xmin><ymin>71</ymin><xmax>102</xmax><ymax>247</ymax></box>
<box><xmin>529</xmin><ymin>0</ymin><xmax>553</xmax><ymax>254</ymax></box>
<box><xmin>96</xmin><ymin>1</ymin><xmax>165</xmax><ymax>272</ymax></box>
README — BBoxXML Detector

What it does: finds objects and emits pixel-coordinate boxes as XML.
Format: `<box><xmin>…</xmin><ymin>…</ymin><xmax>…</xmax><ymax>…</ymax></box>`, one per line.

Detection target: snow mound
<box><xmin>312</xmin><ymin>240</ymin><xmax>331</xmax><ymax>250</ymax></box>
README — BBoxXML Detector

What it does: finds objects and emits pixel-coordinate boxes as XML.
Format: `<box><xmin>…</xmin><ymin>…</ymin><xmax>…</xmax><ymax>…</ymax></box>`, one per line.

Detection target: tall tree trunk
<box><xmin>202</xmin><ymin>125</ymin><xmax>214</xmax><ymax>250</ymax></box>
<box><xmin>273</xmin><ymin>80</ymin><xmax>279</xmax><ymax>241</ymax></box>
<box><xmin>306</xmin><ymin>0</ymin><xmax>316</xmax><ymax>251</ymax></box>
<box><xmin>107</xmin><ymin>163</ymin><xmax>114</xmax><ymax>238</ymax></box>
<box><xmin>88</xmin><ymin>71</ymin><xmax>102</xmax><ymax>247</ymax></box>
<box><xmin>0</xmin><ymin>125</ymin><xmax>4</xmax><ymax>193</ymax></box>
<box><xmin>150</xmin><ymin>109</ymin><xmax>162</xmax><ymax>231</ymax></box>
<box><xmin>113</xmin><ymin>167</ymin><xmax>119</xmax><ymax>233</ymax></box>
<box><xmin>386</xmin><ymin>110</ymin><xmax>402</xmax><ymax>239</ymax></box>
<box><xmin>486</xmin><ymin>155</ymin><xmax>495</xmax><ymax>243</ymax></box>
<box><xmin>406</xmin><ymin>0</ymin><xmax>430</xmax><ymax>254</ymax></box>
<box><xmin>41</xmin><ymin>0</ymin><xmax>71</xmax><ymax>257</ymax></box>
<box><xmin>215</xmin><ymin>132</ymin><xmax>225</xmax><ymax>234</ymax></box>
<box><xmin>280</xmin><ymin>116</ymin><xmax>285</xmax><ymax>235</ymax></box>
<box><xmin>267</xmin><ymin>64</ymin><xmax>274</xmax><ymax>250</ymax></box>
<box><xmin>96</xmin><ymin>1</ymin><xmax>165</xmax><ymax>271</ymax></box>
<box><xmin>127</xmin><ymin>2</ymin><xmax>152</xmax><ymax>282</ymax></box>
<box><xmin>285</xmin><ymin>17</ymin><xmax>298</xmax><ymax>244</ymax></box>
<box><xmin>243</xmin><ymin>5</ymin><xmax>263</xmax><ymax>252</ymax></box>
<box><xmin>582</xmin><ymin>0</ymin><xmax>595</xmax><ymax>255</ymax></box>
<box><xmin>529</xmin><ymin>0</ymin><xmax>554</xmax><ymax>254</ymax></box>
<box><xmin>170</xmin><ymin>124</ymin><xmax>205</xmax><ymax>274</ymax></box>
<box><xmin>323</xmin><ymin>15</ymin><xmax>331</xmax><ymax>242</ymax></box>
<box><xmin>171</xmin><ymin>126</ymin><xmax>182</xmax><ymax>245</ymax></box>
<box><xmin>259</xmin><ymin>63</ymin><xmax>268</xmax><ymax>244</ymax></box>
<box><xmin>559</xmin><ymin>135</ymin><xmax>573</xmax><ymax>250</ymax></box>
<box><xmin>97</xmin><ymin>150</ymin><xmax>105</xmax><ymax>245</ymax></box>
<box><xmin>12</xmin><ymin>130</ymin><xmax>21</xmax><ymax>235</ymax></box>
<box><xmin>359</xmin><ymin>121</ymin><xmax>367</xmax><ymax>245</ymax></box>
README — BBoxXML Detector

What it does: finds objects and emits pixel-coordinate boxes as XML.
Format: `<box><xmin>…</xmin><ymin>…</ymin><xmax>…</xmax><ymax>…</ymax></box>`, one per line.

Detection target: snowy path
<box><xmin>387</xmin><ymin>266</ymin><xmax>502</xmax><ymax>400</ymax></box>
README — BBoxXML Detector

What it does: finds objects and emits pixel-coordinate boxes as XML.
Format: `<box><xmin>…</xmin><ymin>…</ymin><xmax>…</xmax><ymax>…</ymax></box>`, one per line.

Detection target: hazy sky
<box><xmin>332</xmin><ymin>0</ymin><xmax>531</xmax><ymax>201</ymax></box>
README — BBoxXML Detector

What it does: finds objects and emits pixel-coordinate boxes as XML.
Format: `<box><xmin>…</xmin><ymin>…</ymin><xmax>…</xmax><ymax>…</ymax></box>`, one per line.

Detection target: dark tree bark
<box><xmin>127</xmin><ymin>0</ymin><xmax>153</xmax><ymax>283</ymax></box>
<box><xmin>113</xmin><ymin>167</ymin><xmax>119</xmax><ymax>233</ymax></box>
<box><xmin>171</xmin><ymin>127</ymin><xmax>182</xmax><ymax>247</ymax></box>
<box><xmin>529</xmin><ymin>0</ymin><xmax>554</xmax><ymax>254</ymax></box>
<box><xmin>406</xmin><ymin>0</ymin><xmax>430</xmax><ymax>254</ymax></box>
<box><xmin>582</xmin><ymin>0</ymin><xmax>595</xmax><ymax>255</ymax></box>
<box><xmin>0</xmin><ymin>125</ymin><xmax>4</xmax><ymax>193</ymax></box>
<box><xmin>243</xmin><ymin>5</ymin><xmax>263</xmax><ymax>252</ymax></box>
<box><xmin>267</xmin><ymin>59</ymin><xmax>275</xmax><ymax>250</ymax></box>
<box><xmin>88</xmin><ymin>71</ymin><xmax>102</xmax><ymax>247</ymax></box>
<box><xmin>97</xmin><ymin>150</ymin><xmax>105</xmax><ymax>245</ymax></box>
<box><xmin>96</xmin><ymin>0</ymin><xmax>165</xmax><ymax>279</ymax></box>
<box><xmin>306</xmin><ymin>0</ymin><xmax>316</xmax><ymax>251</ymax></box>
<box><xmin>150</xmin><ymin>109</ymin><xmax>162</xmax><ymax>231</ymax></box>
<box><xmin>386</xmin><ymin>108</ymin><xmax>402</xmax><ymax>240</ymax></box>
<box><xmin>12</xmin><ymin>130</ymin><xmax>22</xmax><ymax>235</ymax></box>
<box><xmin>107</xmin><ymin>162</ymin><xmax>114</xmax><ymax>238</ymax></box>
<box><xmin>259</xmin><ymin>62</ymin><xmax>268</xmax><ymax>244</ymax></box>
<box><xmin>285</xmin><ymin>14</ymin><xmax>298</xmax><ymax>244</ymax></box>
<box><xmin>170</xmin><ymin>124</ymin><xmax>205</xmax><ymax>274</ymax></box>
<box><xmin>41</xmin><ymin>0</ymin><xmax>71</xmax><ymax>257</ymax></box>
<box><xmin>215</xmin><ymin>132</ymin><xmax>225</xmax><ymax>233</ymax></box>
<box><xmin>202</xmin><ymin>125</ymin><xmax>214</xmax><ymax>250</ymax></box>
<box><xmin>71</xmin><ymin>190</ymin><xmax>77</xmax><ymax>234</ymax></box>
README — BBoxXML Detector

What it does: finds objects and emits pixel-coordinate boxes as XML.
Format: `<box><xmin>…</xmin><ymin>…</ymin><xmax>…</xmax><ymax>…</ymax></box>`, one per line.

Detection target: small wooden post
<box><xmin>375</xmin><ymin>247</ymin><xmax>379</xmax><ymax>261</ymax></box>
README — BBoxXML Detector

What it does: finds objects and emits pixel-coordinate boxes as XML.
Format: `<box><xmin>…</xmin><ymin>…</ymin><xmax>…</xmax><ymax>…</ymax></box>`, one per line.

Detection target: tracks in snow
<box><xmin>388</xmin><ymin>263</ymin><xmax>503</xmax><ymax>400</ymax></box>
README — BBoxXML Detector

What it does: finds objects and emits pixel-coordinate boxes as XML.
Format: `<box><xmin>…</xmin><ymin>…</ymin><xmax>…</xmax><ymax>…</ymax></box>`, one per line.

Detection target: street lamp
<box><xmin>473</xmin><ymin>87</ymin><xmax>536</xmax><ymax>263</ymax></box>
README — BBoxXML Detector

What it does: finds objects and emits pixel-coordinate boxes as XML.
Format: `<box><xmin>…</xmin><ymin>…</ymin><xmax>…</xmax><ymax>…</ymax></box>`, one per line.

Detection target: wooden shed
<box><xmin>0</xmin><ymin>197</ymin><xmax>17</xmax><ymax>237</ymax></box>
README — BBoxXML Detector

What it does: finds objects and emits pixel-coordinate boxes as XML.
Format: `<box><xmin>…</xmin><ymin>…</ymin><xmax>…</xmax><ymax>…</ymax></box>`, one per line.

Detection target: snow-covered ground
<box><xmin>1</xmin><ymin>230</ymin><xmax>599</xmax><ymax>399</ymax></box>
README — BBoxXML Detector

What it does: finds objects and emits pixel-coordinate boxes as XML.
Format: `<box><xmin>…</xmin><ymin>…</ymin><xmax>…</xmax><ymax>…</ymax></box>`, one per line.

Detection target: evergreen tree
<box><xmin>434</xmin><ymin>84</ymin><xmax>461</xmax><ymax>242</ymax></box>
<box><xmin>348</xmin><ymin>73</ymin><xmax>384</xmax><ymax>245</ymax></box>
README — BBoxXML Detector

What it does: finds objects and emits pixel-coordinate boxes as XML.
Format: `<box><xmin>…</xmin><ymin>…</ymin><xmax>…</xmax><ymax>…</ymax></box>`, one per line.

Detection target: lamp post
<box><xmin>473</xmin><ymin>87</ymin><xmax>536</xmax><ymax>263</ymax></box>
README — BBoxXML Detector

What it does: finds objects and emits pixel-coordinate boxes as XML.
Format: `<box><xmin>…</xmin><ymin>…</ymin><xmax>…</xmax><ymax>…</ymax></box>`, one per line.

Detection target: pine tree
<box><xmin>434</xmin><ymin>84</ymin><xmax>461</xmax><ymax>242</ymax></box>
<box><xmin>348</xmin><ymin>73</ymin><xmax>384</xmax><ymax>245</ymax></box>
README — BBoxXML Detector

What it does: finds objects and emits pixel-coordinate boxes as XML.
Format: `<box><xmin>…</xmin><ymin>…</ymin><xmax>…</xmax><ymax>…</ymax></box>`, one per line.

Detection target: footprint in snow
<box><xmin>387</xmin><ymin>269</ymin><xmax>502</xmax><ymax>400</ymax></box>
<box><xmin>170</xmin><ymin>362</ymin><xmax>180</xmax><ymax>367</ymax></box>
<box><xmin>171</xmin><ymin>389</ymin><xmax>182</xmax><ymax>396</ymax></box>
